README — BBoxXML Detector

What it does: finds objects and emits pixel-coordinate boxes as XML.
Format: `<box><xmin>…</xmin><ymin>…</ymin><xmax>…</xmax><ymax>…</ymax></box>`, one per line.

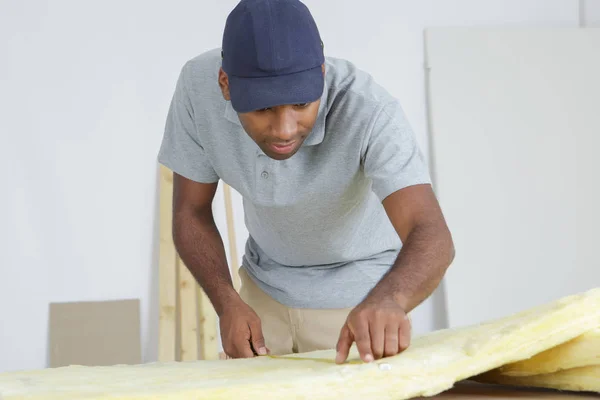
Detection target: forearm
<box><xmin>369</xmin><ymin>221</ymin><xmax>455</xmax><ymax>312</ymax></box>
<box><xmin>173</xmin><ymin>208</ymin><xmax>240</xmax><ymax>316</ymax></box>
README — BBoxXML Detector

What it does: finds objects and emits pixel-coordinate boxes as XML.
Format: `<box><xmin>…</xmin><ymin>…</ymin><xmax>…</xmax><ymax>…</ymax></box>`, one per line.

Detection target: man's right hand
<box><xmin>219</xmin><ymin>298</ymin><xmax>269</xmax><ymax>358</ymax></box>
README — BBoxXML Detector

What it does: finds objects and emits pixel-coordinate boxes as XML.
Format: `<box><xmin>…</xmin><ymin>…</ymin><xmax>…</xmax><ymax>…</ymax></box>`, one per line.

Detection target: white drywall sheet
<box><xmin>425</xmin><ymin>28</ymin><xmax>600</xmax><ymax>328</ymax></box>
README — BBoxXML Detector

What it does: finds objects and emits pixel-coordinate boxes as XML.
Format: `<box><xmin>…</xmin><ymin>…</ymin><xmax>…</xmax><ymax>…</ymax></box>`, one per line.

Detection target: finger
<box><xmin>232</xmin><ymin>322</ymin><xmax>258</xmax><ymax>358</ymax></box>
<box><xmin>248</xmin><ymin>319</ymin><xmax>268</xmax><ymax>356</ymax></box>
<box><xmin>399</xmin><ymin>314</ymin><xmax>412</xmax><ymax>352</ymax></box>
<box><xmin>233</xmin><ymin>334</ymin><xmax>256</xmax><ymax>358</ymax></box>
<box><xmin>351</xmin><ymin>318</ymin><xmax>373</xmax><ymax>363</ymax></box>
<box><xmin>240</xmin><ymin>342</ymin><xmax>256</xmax><ymax>358</ymax></box>
<box><xmin>225</xmin><ymin>340</ymin><xmax>251</xmax><ymax>359</ymax></box>
<box><xmin>222</xmin><ymin>338</ymin><xmax>240</xmax><ymax>359</ymax></box>
<box><xmin>370</xmin><ymin>317</ymin><xmax>386</xmax><ymax>360</ymax></box>
<box><xmin>335</xmin><ymin>323</ymin><xmax>353</xmax><ymax>364</ymax></box>
<box><xmin>383</xmin><ymin>323</ymin><xmax>400</xmax><ymax>358</ymax></box>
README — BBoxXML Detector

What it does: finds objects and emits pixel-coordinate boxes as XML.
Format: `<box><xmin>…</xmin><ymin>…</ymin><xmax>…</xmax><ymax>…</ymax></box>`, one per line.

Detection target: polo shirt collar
<box><xmin>223</xmin><ymin>76</ymin><xmax>328</xmax><ymax>148</ymax></box>
<box><xmin>302</xmin><ymin>80</ymin><xmax>328</xmax><ymax>147</ymax></box>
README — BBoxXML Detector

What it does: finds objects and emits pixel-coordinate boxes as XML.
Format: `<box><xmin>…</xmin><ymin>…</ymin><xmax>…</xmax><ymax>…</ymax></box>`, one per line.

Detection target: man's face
<box><xmin>237</xmin><ymin>101</ymin><xmax>320</xmax><ymax>160</ymax></box>
<box><xmin>219</xmin><ymin>67</ymin><xmax>323</xmax><ymax>160</ymax></box>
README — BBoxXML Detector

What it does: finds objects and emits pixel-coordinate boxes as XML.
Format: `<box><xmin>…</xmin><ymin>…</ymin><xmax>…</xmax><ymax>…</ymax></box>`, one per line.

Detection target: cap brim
<box><xmin>228</xmin><ymin>65</ymin><xmax>324</xmax><ymax>113</ymax></box>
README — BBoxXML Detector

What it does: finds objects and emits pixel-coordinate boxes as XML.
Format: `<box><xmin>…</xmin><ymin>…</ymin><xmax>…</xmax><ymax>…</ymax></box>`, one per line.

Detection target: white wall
<box><xmin>583</xmin><ymin>0</ymin><xmax>600</xmax><ymax>25</ymax></box>
<box><xmin>425</xmin><ymin>27</ymin><xmax>600</xmax><ymax>328</ymax></box>
<box><xmin>0</xmin><ymin>0</ymin><xmax>586</xmax><ymax>373</ymax></box>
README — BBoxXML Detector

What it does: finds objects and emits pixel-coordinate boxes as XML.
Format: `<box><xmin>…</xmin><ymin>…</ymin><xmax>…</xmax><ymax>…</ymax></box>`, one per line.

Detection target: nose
<box><xmin>271</xmin><ymin>107</ymin><xmax>297</xmax><ymax>142</ymax></box>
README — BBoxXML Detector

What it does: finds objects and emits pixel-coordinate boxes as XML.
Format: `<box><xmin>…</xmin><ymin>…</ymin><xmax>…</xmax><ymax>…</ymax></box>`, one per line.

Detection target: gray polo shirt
<box><xmin>158</xmin><ymin>48</ymin><xmax>431</xmax><ymax>309</ymax></box>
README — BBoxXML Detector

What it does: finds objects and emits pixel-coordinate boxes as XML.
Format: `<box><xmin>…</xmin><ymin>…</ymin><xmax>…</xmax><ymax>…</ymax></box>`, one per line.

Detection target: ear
<box><xmin>321</xmin><ymin>63</ymin><xmax>325</xmax><ymax>75</ymax></box>
<box><xmin>218</xmin><ymin>68</ymin><xmax>231</xmax><ymax>101</ymax></box>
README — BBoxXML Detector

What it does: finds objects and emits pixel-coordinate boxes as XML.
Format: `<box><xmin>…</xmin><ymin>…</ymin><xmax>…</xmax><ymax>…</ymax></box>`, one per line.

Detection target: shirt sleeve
<box><xmin>157</xmin><ymin>64</ymin><xmax>220</xmax><ymax>183</ymax></box>
<box><xmin>362</xmin><ymin>100</ymin><xmax>431</xmax><ymax>201</ymax></box>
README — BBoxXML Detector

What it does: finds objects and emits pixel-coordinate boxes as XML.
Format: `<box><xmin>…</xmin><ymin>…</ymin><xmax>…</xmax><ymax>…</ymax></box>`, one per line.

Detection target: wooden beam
<box><xmin>223</xmin><ymin>183</ymin><xmax>241</xmax><ymax>292</ymax></box>
<box><xmin>178</xmin><ymin>256</ymin><xmax>199</xmax><ymax>361</ymax></box>
<box><xmin>158</xmin><ymin>165</ymin><xmax>177</xmax><ymax>362</ymax></box>
<box><xmin>158</xmin><ymin>165</ymin><xmax>225</xmax><ymax>362</ymax></box>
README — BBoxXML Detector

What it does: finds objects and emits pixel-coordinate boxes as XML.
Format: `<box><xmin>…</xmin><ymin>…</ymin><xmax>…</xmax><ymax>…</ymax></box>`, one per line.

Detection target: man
<box><xmin>157</xmin><ymin>0</ymin><xmax>454</xmax><ymax>365</ymax></box>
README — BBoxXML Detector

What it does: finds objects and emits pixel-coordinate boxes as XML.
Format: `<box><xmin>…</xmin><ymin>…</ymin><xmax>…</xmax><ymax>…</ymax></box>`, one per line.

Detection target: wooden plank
<box><xmin>222</xmin><ymin>183</ymin><xmax>241</xmax><ymax>292</ymax></box>
<box><xmin>158</xmin><ymin>165</ymin><xmax>177</xmax><ymax>362</ymax></box>
<box><xmin>198</xmin><ymin>286</ymin><xmax>219</xmax><ymax>360</ymax></box>
<box><xmin>177</xmin><ymin>256</ymin><xmax>199</xmax><ymax>361</ymax></box>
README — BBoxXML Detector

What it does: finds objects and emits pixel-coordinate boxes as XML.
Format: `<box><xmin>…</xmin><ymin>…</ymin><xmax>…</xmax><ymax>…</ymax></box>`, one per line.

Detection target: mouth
<box><xmin>268</xmin><ymin>141</ymin><xmax>297</xmax><ymax>155</ymax></box>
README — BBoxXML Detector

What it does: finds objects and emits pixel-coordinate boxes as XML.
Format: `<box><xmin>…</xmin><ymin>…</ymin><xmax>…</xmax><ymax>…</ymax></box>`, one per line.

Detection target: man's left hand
<box><xmin>335</xmin><ymin>294</ymin><xmax>411</xmax><ymax>364</ymax></box>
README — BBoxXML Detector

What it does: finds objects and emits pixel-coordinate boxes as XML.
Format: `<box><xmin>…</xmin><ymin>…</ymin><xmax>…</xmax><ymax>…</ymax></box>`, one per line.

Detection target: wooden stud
<box><xmin>158</xmin><ymin>165</ymin><xmax>177</xmax><ymax>362</ymax></box>
<box><xmin>177</xmin><ymin>255</ymin><xmax>199</xmax><ymax>361</ymax></box>
<box><xmin>158</xmin><ymin>166</ymin><xmax>232</xmax><ymax>362</ymax></box>
<box><xmin>223</xmin><ymin>183</ymin><xmax>241</xmax><ymax>292</ymax></box>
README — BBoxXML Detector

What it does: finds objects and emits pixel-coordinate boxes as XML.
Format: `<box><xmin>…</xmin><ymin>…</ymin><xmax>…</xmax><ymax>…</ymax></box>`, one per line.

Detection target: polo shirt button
<box><xmin>261</xmin><ymin>171</ymin><xmax>269</xmax><ymax>179</ymax></box>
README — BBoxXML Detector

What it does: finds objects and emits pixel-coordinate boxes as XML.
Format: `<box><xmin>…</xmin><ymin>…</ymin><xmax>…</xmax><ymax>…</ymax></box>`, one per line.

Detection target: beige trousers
<box><xmin>238</xmin><ymin>267</ymin><xmax>353</xmax><ymax>355</ymax></box>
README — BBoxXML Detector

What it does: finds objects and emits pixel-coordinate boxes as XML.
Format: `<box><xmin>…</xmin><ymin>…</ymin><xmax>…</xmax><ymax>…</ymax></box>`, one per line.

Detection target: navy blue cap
<box><xmin>221</xmin><ymin>0</ymin><xmax>325</xmax><ymax>113</ymax></box>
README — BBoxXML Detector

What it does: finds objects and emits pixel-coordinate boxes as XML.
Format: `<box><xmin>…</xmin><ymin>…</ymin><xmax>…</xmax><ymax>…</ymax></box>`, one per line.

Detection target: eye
<box><xmin>295</xmin><ymin>103</ymin><xmax>309</xmax><ymax>108</ymax></box>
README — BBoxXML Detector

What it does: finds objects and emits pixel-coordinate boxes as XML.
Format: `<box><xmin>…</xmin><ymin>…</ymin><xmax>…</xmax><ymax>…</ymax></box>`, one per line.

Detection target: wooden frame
<box><xmin>158</xmin><ymin>165</ymin><xmax>240</xmax><ymax>361</ymax></box>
